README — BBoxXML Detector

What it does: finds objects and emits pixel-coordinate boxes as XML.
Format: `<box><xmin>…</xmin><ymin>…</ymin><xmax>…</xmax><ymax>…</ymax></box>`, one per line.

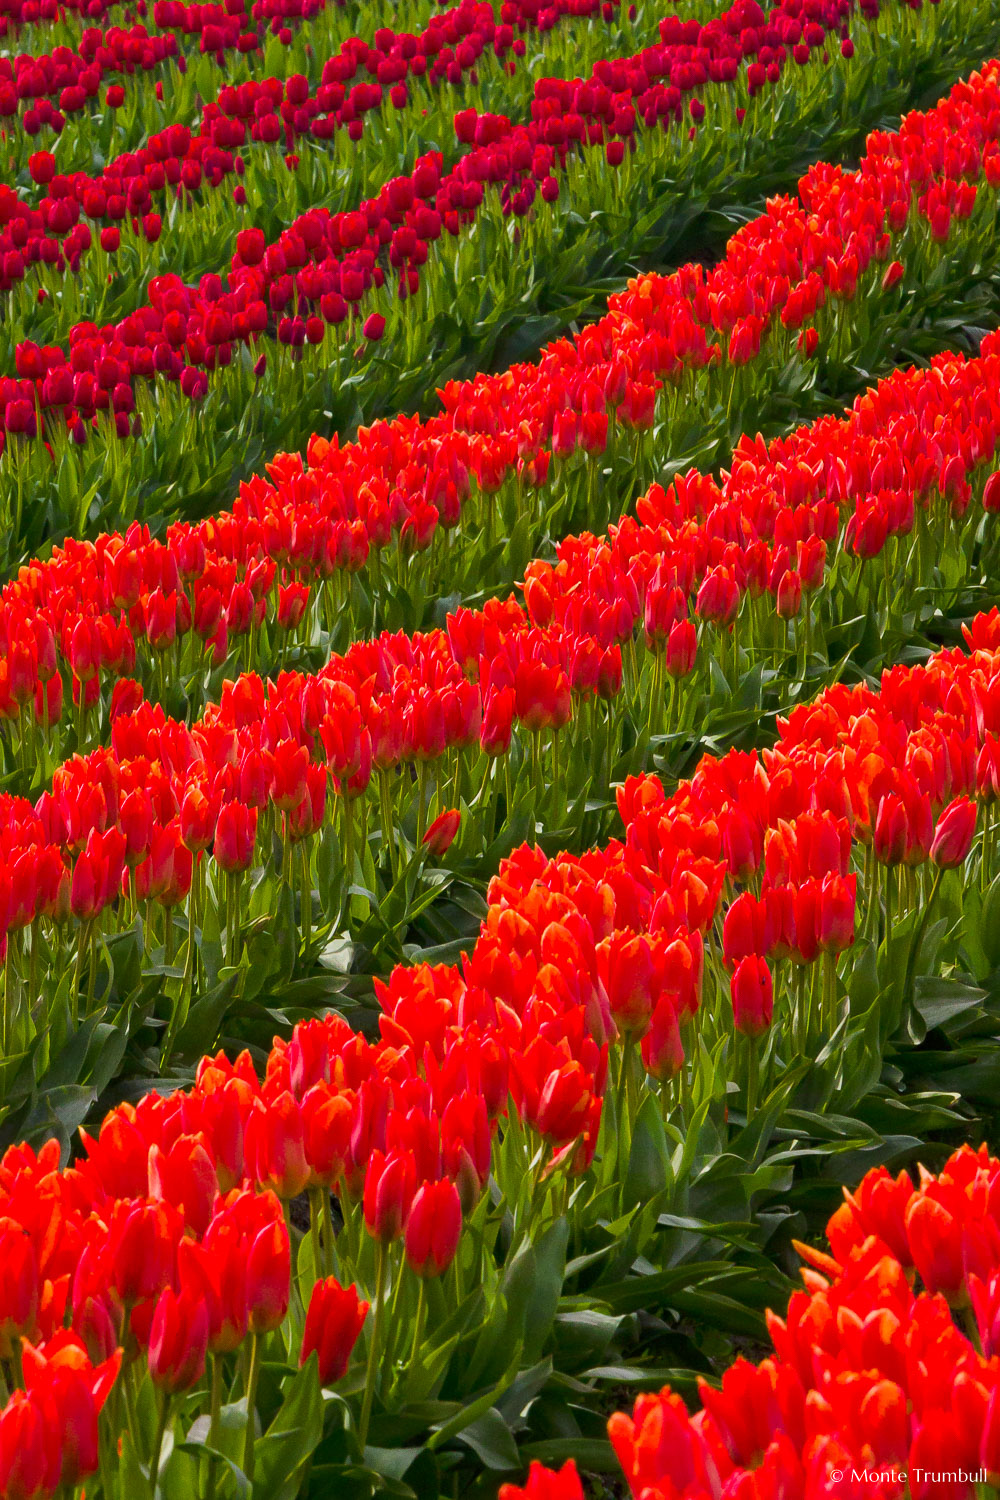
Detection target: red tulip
<box><xmin>404</xmin><ymin>1179</ymin><xmax>462</xmax><ymax>1279</ymax></box>
<box><xmin>363</xmin><ymin>1148</ymin><xmax>417</xmax><ymax>1244</ymax></box>
<box><xmin>246</xmin><ymin>1218</ymin><xmax>291</xmax><ymax>1335</ymax></box>
<box><xmin>422</xmin><ymin>808</ymin><xmax>460</xmax><ymax>856</ymax></box>
<box><xmin>148</xmin><ymin>1286</ymin><xmax>208</xmax><ymax>1393</ymax></box>
<box><xmin>730</xmin><ymin>956</ymin><xmax>773</xmax><ymax>1037</ymax></box>
<box><xmin>213</xmin><ymin>801</ymin><xmax>257</xmax><ymax>873</ymax></box>
<box><xmin>300</xmin><ymin>1277</ymin><xmax>368</xmax><ymax>1384</ymax></box>
<box><xmin>929</xmin><ymin>796</ymin><xmax>976</xmax><ymax>869</ymax></box>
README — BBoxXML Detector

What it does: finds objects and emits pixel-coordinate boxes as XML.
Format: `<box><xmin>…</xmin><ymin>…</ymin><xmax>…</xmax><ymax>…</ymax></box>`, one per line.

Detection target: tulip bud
<box><xmin>499</xmin><ymin>1460</ymin><xmax>585</xmax><ymax>1500</ymax></box>
<box><xmin>730</xmin><ymin>956</ymin><xmax>773</xmax><ymax>1037</ymax></box>
<box><xmin>404</xmin><ymin>1179</ymin><xmax>462</xmax><ymax>1279</ymax></box>
<box><xmin>481</xmin><ymin>688</ymin><xmax>515</xmax><ymax>756</ymax></box>
<box><xmin>422</xmin><ymin>808</ymin><xmax>460</xmax><ymax>857</ymax></box>
<box><xmin>665</xmin><ymin>619</ymin><xmax>697</xmax><ymax>678</ymax></box>
<box><xmin>641</xmin><ymin>993</ymin><xmax>684</xmax><ymax>1082</ymax></box>
<box><xmin>775</xmin><ymin>568</ymin><xmax>802</xmax><ymax>620</ymax></box>
<box><xmin>363</xmin><ymin>1149</ymin><xmax>417</xmax><ymax>1244</ymax></box>
<box><xmin>148</xmin><ymin>1286</ymin><xmax>209</xmax><ymax>1393</ymax></box>
<box><xmin>300</xmin><ymin>1277</ymin><xmax>368</xmax><ymax>1384</ymax></box>
<box><xmin>873</xmin><ymin>793</ymin><xmax>908</xmax><ymax>865</ymax></box>
<box><xmin>246</xmin><ymin>1218</ymin><xmax>291</xmax><ymax>1334</ymax></box>
<box><xmin>213</xmin><ymin>801</ymin><xmax>257</xmax><ymax>873</ymax></box>
<box><xmin>244</xmin><ymin>1093</ymin><xmax>310</xmax><ymax>1200</ymax></box>
<box><xmin>929</xmin><ymin>796</ymin><xmax>976</xmax><ymax>869</ymax></box>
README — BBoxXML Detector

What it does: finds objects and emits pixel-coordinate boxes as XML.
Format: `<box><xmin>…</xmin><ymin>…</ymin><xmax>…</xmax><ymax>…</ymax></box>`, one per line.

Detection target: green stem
<box><xmin>358</xmin><ymin>1241</ymin><xmax>388</xmax><ymax>1452</ymax></box>
<box><xmin>149</xmin><ymin>1390</ymin><xmax>171</xmax><ymax>1498</ymax></box>
<box><xmin>309</xmin><ymin>1188</ymin><xmax>323</xmax><ymax>1279</ymax></box>
<box><xmin>205</xmin><ymin>1353</ymin><xmax>223</xmax><ymax>1500</ymax></box>
<box><xmin>408</xmin><ymin>1280</ymin><xmax>426</xmax><ymax>1372</ymax></box>
<box><xmin>242</xmin><ymin>1333</ymin><xmax>262</xmax><ymax>1485</ymax></box>
<box><xmin>746</xmin><ymin>1034</ymin><xmax>758</xmax><ymax>1122</ymax></box>
<box><xmin>901</xmin><ymin>865</ymin><xmax>945</xmax><ymax>1011</ymax></box>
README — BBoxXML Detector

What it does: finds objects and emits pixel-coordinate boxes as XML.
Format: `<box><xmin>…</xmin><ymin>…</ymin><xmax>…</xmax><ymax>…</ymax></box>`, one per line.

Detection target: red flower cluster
<box><xmin>0</xmin><ymin>0</ymin><xmax>873</xmax><ymax>445</ymax></box>
<box><xmin>0</xmin><ymin>21</ymin><xmax>175</xmax><ymax>136</ymax></box>
<box><xmin>594</xmin><ymin>1145</ymin><xmax>1000</xmax><ymax>1500</ymax></box>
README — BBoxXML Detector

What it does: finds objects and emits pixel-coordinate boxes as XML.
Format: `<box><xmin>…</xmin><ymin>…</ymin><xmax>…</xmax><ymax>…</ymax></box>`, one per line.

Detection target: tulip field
<box><xmin>9</xmin><ymin>0</ymin><xmax>1000</xmax><ymax>1496</ymax></box>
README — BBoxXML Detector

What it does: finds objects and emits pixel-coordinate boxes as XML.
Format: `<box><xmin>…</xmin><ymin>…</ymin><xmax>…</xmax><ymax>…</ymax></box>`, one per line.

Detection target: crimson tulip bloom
<box><xmin>404</xmin><ymin>1179</ymin><xmax>462</xmax><ymax>1279</ymax></box>
<box><xmin>213</xmin><ymin>801</ymin><xmax>257</xmax><ymax>873</ymax></box>
<box><xmin>730</xmin><ymin>956</ymin><xmax>773</xmax><ymax>1037</ymax></box>
<box><xmin>300</xmin><ymin>1277</ymin><xmax>368</xmax><ymax>1384</ymax></box>
<box><xmin>0</xmin><ymin>1221</ymin><xmax>39</xmax><ymax>1359</ymax></box>
<box><xmin>422</xmin><ymin>808</ymin><xmax>460</xmax><ymax>857</ymax></box>
<box><xmin>363</xmin><ymin>1148</ymin><xmax>417</xmax><ymax>1244</ymax></box>
<box><xmin>244</xmin><ymin>1092</ymin><xmax>310</xmax><ymax>1201</ymax></box>
<box><xmin>929</xmin><ymin>796</ymin><xmax>976</xmax><ymax>869</ymax></box>
<box><xmin>246</xmin><ymin>1218</ymin><xmax>291</xmax><ymax>1335</ymax></box>
<box><xmin>665</xmin><ymin>619</ymin><xmax>697</xmax><ymax>678</ymax></box>
<box><xmin>148</xmin><ymin>1286</ymin><xmax>209</xmax><ymax>1392</ymax></box>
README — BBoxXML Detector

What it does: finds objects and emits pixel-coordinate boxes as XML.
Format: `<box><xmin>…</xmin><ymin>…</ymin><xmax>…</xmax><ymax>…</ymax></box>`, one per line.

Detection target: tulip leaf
<box><xmin>623</xmin><ymin>1092</ymin><xmax>672</xmax><ymax>1208</ymax></box>
<box><xmin>455</xmin><ymin>1407</ymin><xmax>520</xmax><ymax>1471</ymax></box>
<box><xmin>252</xmin><ymin>1357</ymin><xmax>325</xmax><ymax>1495</ymax></box>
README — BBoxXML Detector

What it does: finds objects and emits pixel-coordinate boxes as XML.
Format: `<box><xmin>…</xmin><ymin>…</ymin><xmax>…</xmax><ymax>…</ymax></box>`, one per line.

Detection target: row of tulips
<box><xmin>0</xmin><ymin>591</ymin><xmax>1000</xmax><ymax>1491</ymax></box>
<box><xmin>2</xmin><ymin>0</ymin><xmax>654</xmax><ymax>327</ymax></box>
<box><xmin>516</xmin><ymin>1142</ymin><xmax>1000</xmax><ymax>1500</ymax></box>
<box><xmin>2</xmin><ymin>0</ymin><xmax>987</xmax><ymax>559</ymax></box>
<box><xmin>5</xmin><ymin>33</ymin><xmax>999</xmax><ymax>705</ymax></box>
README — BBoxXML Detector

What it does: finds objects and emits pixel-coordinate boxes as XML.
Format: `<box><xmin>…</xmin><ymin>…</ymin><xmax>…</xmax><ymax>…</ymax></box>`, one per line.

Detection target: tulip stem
<box><xmin>241</xmin><ymin>1333</ymin><xmax>263</xmax><ymax>1485</ymax></box>
<box><xmin>86</xmin><ymin>924</ymin><xmax>98</xmax><ymax>1013</ymax></box>
<box><xmin>300</xmin><ymin>845</ymin><xmax>312</xmax><ymax>955</ymax></box>
<box><xmin>205</xmin><ymin>1354</ymin><xmax>223</xmax><ymax>1500</ymax></box>
<box><xmin>149</xmin><ymin>1390</ymin><xmax>171</xmax><ymax>1497</ymax></box>
<box><xmin>309</xmin><ymin>1188</ymin><xmax>322</xmax><ymax>1279</ymax></box>
<box><xmin>379</xmin><ymin>771</ymin><xmax>398</xmax><ymax>885</ymax></box>
<box><xmin>745</xmin><ymin>1035</ymin><xmax>758</xmax><ymax>1122</ymax></box>
<box><xmin>901</xmin><ymin>865</ymin><xmax>944</xmax><ymax>1013</ymax></box>
<box><xmin>321</xmin><ymin>1191</ymin><xmax>335</xmax><ymax>1278</ymax></box>
<box><xmin>359</xmin><ymin>1241</ymin><xmax>388</xmax><ymax>1453</ymax></box>
<box><xmin>382</xmin><ymin>1260</ymin><xmax>407</xmax><ymax>1378</ymax></box>
<box><xmin>408</xmin><ymin>1280</ymin><xmax>426</xmax><ymax>1372</ymax></box>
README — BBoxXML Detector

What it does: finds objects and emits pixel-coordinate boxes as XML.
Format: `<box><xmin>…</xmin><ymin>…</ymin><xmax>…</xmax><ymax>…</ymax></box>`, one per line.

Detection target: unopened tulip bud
<box><xmin>363</xmin><ymin>1149</ymin><xmax>417</xmax><ymax>1244</ymax></box>
<box><xmin>665</xmin><ymin>619</ymin><xmax>697</xmax><ymax>678</ymax></box>
<box><xmin>775</xmin><ymin>568</ymin><xmax>802</xmax><ymax>620</ymax></box>
<box><xmin>929</xmin><ymin>796</ymin><xmax>976</xmax><ymax>869</ymax></box>
<box><xmin>404</xmin><ymin>1179</ymin><xmax>462</xmax><ymax>1278</ymax></box>
<box><xmin>300</xmin><ymin>1277</ymin><xmax>368</xmax><ymax>1384</ymax></box>
<box><xmin>213</xmin><ymin>801</ymin><xmax>257</xmax><ymax>873</ymax></box>
<box><xmin>730</xmin><ymin>956</ymin><xmax>773</xmax><ymax>1037</ymax></box>
<box><xmin>246</xmin><ymin>1218</ymin><xmax>291</xmax><ymax>1334</ymax></box>
<box><xmin>148</xmin><ymin>1286</ymin><xmax>209</xmax><ymax>1392</ymax></box>
<box><xmin>422</xmin><ymin>808</ymin><xmax>460</xmax><ymax>857</ymax></box>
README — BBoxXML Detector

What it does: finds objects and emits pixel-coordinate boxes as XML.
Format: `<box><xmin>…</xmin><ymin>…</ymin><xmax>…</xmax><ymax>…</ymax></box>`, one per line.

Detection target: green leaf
<box><xmin>456</xmin><ymin>1407</ymin><xmax>520</xmax><ymax>1471</ymax></box>
<box><xmin>623</xmin><ymin>1093</ymin><xmax>671</xmax><ymax>1208</ymax></box>
<box><xmin>253</xmin><ymin>1357</ymin><xmax>325</xmax><ymax>1493</ymax></box>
